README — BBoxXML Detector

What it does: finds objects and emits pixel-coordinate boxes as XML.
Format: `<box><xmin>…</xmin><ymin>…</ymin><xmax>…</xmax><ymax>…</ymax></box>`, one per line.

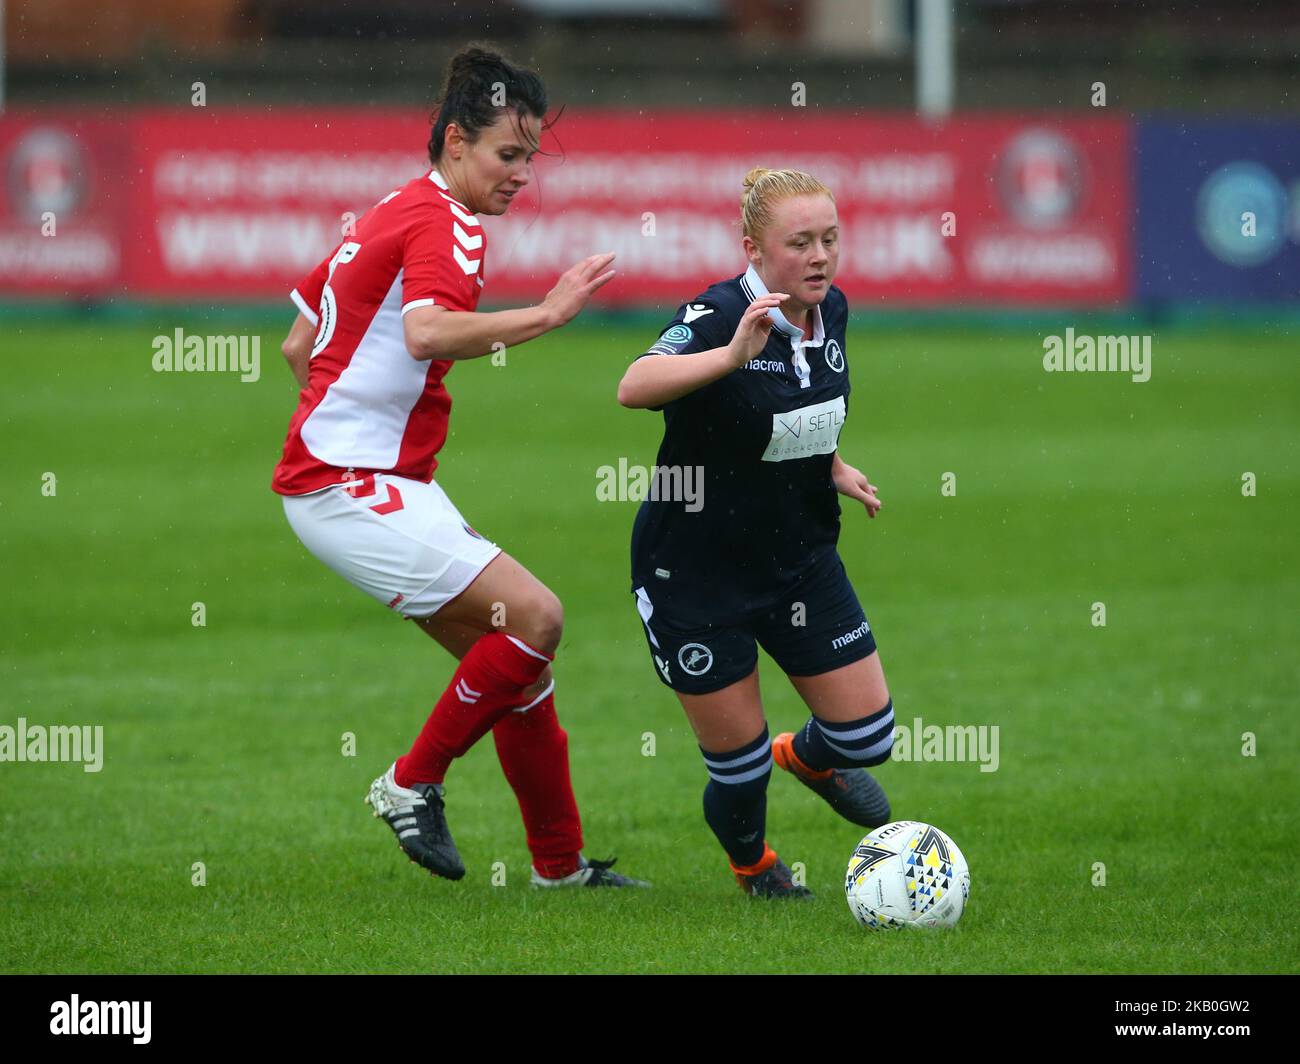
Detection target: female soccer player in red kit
<box><xmin>273</xmin><ymin>46</ymin><xmax>648</xmax><ymax>888</ymax></box>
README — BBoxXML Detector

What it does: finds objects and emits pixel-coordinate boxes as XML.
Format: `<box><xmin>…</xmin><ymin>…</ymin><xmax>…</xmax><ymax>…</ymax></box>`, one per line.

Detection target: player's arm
<box><xmin>281</xmin><ymin>249</ymin><xmax>329</xmax><ymax>389</ymax></box>
<box><xmin>617</xmin><ymin>293</ymin><xmax>786</xmax><ymax>409</ymax></box>
<box><xmin>404</xmin><ymin>253</ymin><xmax>616</xmax><ymax>361</ymax></box>
<box><xmin>281</xmin><ymin>313</ymin><xmax>316</xmax><ymax>389</ymax></box>
<box><xmin>832</xmin><ymin>451</ymin><xmax>882</xmax><ymax>518</ymax></box>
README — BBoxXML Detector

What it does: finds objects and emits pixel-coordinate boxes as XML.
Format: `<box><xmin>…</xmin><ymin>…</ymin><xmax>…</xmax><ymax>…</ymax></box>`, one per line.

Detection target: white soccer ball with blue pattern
<box><xmin>844</xmin><ymin>820</ymin><xmax>970</xmax><ymax>929</ymax></box>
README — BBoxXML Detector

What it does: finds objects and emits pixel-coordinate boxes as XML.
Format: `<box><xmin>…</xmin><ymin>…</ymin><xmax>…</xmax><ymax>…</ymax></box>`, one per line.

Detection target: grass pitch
<box><xmin>2</xmin><ymin>315</ymin><xmax>1296</xmax><ymax>973</ymax></box>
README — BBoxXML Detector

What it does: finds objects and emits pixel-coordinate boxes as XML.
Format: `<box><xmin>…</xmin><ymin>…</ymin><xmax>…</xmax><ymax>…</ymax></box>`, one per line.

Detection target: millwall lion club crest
<box><xmin>678</xmin><ymin>642</ymin><xmax>713</xmax><ymax>676</ymax></box>
<box><xmin>825</xmin><ymin>339</ymin><xmax>844</xmax><ymax>373</ymax></box>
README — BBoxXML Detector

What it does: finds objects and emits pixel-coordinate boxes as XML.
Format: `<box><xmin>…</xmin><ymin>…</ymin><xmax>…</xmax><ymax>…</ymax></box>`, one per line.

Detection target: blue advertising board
<box><xmin>1136</xmin><ymin>118</ymin><xmax>1300</xmax><ymax>302</ymax></box>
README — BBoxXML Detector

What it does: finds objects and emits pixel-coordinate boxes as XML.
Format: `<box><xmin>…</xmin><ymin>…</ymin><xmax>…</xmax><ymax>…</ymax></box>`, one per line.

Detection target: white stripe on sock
<box><xmin>702</xmin><ymin>740</ymin><xmax>771</xmax><ymax>773</ymax></box>
<box><xmin>705</xmin><ymin>752</ymin><xmax>773</xmax><ymax>785</ymax></box>
<box><xmin>821</xmin><ymin>731</ymin><xmax>894</xmax><ymax>763</ymax></box>
<box><xmin>512</xmin><ymin>678</ymin><xmax>556</xmax><ymax>714</ymax></box>
<box><xmin>815</xmin><ymin>708</ymin><xmax>893</xmax><ymax>743</ymax></box>
<box><xmin>505</xmin><ymin>634</ymin><xmax>551</xmax><ymax>661</ymax></box>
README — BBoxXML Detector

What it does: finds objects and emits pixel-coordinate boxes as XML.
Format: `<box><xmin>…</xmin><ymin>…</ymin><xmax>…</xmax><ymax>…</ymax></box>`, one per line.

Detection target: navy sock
<box><xmin>793</xmin><ymin>699</ymin><xmax>895</xmax><ymax>771</ymax></box>
<box><xmin>700</xmin><ymin>728</ymin><xmax>772</xmax><ymax>867</ymax></box>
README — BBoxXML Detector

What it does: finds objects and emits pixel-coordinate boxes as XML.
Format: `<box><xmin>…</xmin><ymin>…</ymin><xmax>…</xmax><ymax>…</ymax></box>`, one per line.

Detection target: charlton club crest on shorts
<box><xmin>678</xmin><ymin>642</ymin><xmax>713</xmax><ymax>676</ymax></box>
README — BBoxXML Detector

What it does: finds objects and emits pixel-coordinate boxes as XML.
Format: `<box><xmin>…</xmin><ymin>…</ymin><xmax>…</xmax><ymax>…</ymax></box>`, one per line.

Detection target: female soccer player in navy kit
<box><xmin>618</xmin><ymin>168</ymin><xmax>894</xmax><ymax>898</ymax></box>
<box><xmin>275</xmin><ymin>46</ymin><xmax>647</xmax><ymax>888</ymax></box>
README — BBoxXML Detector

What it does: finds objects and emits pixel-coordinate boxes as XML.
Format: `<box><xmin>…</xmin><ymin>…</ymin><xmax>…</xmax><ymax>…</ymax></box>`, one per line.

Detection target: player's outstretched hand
<box><xmin>833</xmin><ymin>459</ymin><xmax>883</xmax><ymax>518</ymax></box>
<box><xmin>542</xmin><ymin>253</ymin><xmax>617</xmax><ymax>327</ymax></box>
<box><xmin>727</xmin><ymin>294</ymin><xmax>788</xmax><ymax>368</ymax></box>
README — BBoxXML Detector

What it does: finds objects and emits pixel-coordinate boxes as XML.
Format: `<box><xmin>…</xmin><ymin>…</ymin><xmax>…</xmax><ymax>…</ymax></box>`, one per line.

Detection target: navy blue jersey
<box><xmin>630</xmin><ymin>264</ymin><xmax>851</xmax><ymax>620</ymax></box>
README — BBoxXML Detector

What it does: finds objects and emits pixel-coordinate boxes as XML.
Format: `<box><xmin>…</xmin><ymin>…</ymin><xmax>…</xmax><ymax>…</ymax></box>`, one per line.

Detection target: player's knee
<box><xmin>516</xmin><ymin>589</ymin><xmax>563</xmax><ymax>655</ymax></box>
<box><xmin>537</xmin><ymin>592</ymin><xmax>564</xmax><ymax>652</ymax></box>
<box><xmin>814</xmin><ymin>698</ymin><xmax>895</xmax><ymax>767</ymax></box>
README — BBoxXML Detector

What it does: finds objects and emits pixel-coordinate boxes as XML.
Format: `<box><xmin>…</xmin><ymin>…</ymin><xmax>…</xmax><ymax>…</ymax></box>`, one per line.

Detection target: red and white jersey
<box><xmin>272</xmin><ymin>169</ymin><xmax>486</xmax><ymax>496</ymax></box>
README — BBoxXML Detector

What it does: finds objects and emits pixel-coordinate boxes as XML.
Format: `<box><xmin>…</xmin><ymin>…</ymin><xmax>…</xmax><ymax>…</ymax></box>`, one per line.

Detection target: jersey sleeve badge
<box><xmin>647</xmin><ymin>324</ymin><xmax>696</xmax><ymax>356</ymax></box>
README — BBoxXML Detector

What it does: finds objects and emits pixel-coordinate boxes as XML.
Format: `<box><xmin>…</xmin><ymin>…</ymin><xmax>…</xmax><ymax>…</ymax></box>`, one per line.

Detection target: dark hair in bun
<box><xmin>428</xmin><ymin>44</ymin><xmax>552</xmax><ymax>164</ymax></box>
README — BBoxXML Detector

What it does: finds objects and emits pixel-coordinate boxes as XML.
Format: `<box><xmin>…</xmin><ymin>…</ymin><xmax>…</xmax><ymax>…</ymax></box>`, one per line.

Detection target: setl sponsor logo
<box><xmin>762</xmin><ymin>395</ymin><xmax>845</xmax><ymax>463</ymax></box>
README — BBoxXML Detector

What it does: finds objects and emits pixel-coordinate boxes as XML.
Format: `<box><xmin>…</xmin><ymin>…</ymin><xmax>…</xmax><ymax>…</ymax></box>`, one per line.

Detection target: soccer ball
<box><xmin>844</xmin><ymin>820</ymin><xmax>970</xmax><ymax>929</ymax></box>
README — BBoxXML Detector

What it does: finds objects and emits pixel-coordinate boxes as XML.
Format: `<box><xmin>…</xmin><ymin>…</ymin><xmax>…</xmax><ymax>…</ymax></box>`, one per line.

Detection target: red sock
<box><xmin>395</xmin><ymin>632</ymin><xmax>552</xmax><ymax>787</ymax></box>
<box><xmin>492</xmin><ymin>683</ymin><xmax>584</xmax><ymax>879</ymax></box>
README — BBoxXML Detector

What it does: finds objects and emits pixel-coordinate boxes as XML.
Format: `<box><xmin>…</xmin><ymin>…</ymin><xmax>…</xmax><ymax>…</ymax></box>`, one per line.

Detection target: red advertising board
<box><xmin>124</xmin><ymin>108</ymin><xmax>429</xmax><ymax>296</ymax></box>
<box><xmin>0</xmin><ymin>112</ymin><xmax>129</xmax><ymax>294</ymax></box>
<box><xmin>0</xmin><ymin>108</ymin><xmax>1131</xmax><ymax>305</ymax></box>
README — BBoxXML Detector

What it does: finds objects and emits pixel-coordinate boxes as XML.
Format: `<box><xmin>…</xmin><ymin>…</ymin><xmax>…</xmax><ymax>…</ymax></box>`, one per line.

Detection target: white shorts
<box><xmin>282</xmin><ymin>473</ymin><xmax>502</xmax><ymax>619</ymax></box>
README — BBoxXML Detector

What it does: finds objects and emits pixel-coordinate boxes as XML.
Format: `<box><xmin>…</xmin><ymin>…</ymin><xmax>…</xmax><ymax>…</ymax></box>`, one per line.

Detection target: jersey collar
<box><xmin>427</xmin><ymin>169</ymin><xmax>474</xmax><ymax>214</ymax></box>
<box><xmin>741</xmin><ymin>264</ymin><xmax>825</xmax><ymax>347</ymax></box>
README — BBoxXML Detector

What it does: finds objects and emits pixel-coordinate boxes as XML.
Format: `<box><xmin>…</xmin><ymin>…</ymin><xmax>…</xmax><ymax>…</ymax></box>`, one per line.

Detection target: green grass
<box><xmin>1</xmin><ymin>317</ymin><xmax>1296</xmax><ymax>973</ymax></box>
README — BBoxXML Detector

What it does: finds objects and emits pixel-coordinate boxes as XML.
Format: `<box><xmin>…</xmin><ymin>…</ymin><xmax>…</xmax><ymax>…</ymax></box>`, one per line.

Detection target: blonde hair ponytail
<box><xmin>740</xmin><ymin>168</ymin><xmax>834</xmax><ymax>242</ymax></box>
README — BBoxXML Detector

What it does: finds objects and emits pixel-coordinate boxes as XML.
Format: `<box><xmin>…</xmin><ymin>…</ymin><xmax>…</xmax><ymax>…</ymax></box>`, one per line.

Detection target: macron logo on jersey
<box><xmin>682</xmin><ymin>304</ymin><xmax>714</xmax><ymax>323</ymax></box>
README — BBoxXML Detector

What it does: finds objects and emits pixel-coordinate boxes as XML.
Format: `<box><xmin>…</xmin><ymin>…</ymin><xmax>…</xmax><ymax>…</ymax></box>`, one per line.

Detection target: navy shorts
<box><xmin>632</xmin><ymin>552</ymin><xmax>877</xmax><ymax>695</ymax></box>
